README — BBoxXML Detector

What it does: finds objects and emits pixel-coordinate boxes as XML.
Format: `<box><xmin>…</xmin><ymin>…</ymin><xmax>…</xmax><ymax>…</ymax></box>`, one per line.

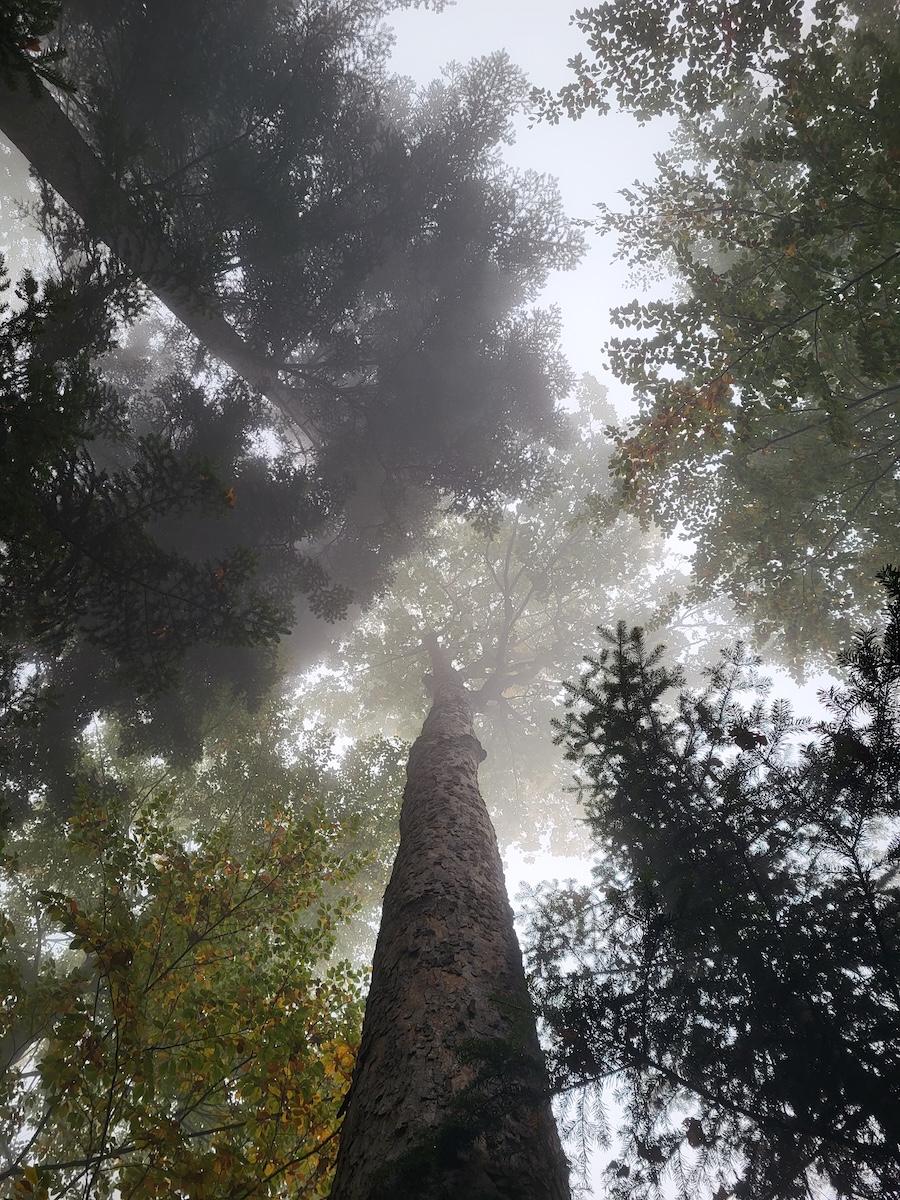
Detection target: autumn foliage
<box><xmin>0</xmin><ymin>791</ymin><xmax>367</xmax><ymax>1198</ymax></box>
<box><xmin>612</xmin><ymin>376</ymin><xmax>734</xmax><ymax>520</ymax></box>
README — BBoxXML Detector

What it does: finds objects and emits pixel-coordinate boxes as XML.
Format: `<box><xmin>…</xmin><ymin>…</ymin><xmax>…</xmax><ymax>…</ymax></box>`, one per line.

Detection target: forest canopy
<box><xmin>1</xmin><ymin>0</ymin><xmax>899</xmax><ymax>1195</ymax></box>
<box><xmin>527</xmin><ymin>573</ymin><xmax>900</xmax><ymax>1199</ymax></box>
<box><xmin>0</xmin><ymin>0</ymin><xmax>585</xmax><ymax>822</ymax></box>
<box><xmin>539</xmin><ymin>0</ymin><xmax>900</xmax><ymax>667</ymax></box>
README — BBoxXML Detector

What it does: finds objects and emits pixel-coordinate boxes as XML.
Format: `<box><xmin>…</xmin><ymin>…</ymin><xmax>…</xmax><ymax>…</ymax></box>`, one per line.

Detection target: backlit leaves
<box><xmin>580</xmin><ymin>6</ymin><xmax>900</xmax><ymax>665</ymax></box>
<box><xmin>0</xmin><ymin>788</ymin><xmax>367</xmax><ymax>1198</ymax></box>
<box><xmin>526</xmin><ymin>578</ymin><xmax>900</xmax><ymax>1199</ymax></box>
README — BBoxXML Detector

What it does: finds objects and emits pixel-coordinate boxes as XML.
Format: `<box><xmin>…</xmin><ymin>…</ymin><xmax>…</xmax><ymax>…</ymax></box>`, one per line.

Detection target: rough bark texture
<box><xmin>330</xmin><ymin>667</ymin><xmax>571</xmax><ymax>1200</ymax></box>
<box><xmin>0</xmin><ymin>77</ymin><xmax>316</xmax><ymax>443</ymax></box>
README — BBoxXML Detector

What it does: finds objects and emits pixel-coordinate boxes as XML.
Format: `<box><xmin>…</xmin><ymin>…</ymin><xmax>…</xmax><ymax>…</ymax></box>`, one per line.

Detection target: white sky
<box><xmin>386</xmin><ymin>8</ymin><xmax>668</xmax><ymax>1193</ymax></box>
<box><xmin>385</xmin><ymin>3</ymin><xmax>837</xmax><ymax>808</ymax></box>
<box><xmin>387</xmin><ymin>11</ymin><xmax>839</xmax><ymax>1194</ymax></box>
<box><xmin>387</xmin><ymin>0</ymin><xmax>674</xmax><ymax>417</ymax></box>
<box><xmin>1</xmin><ymin>15</ymin><xmax>839</xmax><ymax>1192</ymax></box>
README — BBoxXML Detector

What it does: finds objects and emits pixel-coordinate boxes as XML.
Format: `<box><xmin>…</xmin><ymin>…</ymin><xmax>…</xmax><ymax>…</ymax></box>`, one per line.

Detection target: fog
<box><xmin>0</xmin><ymin>2</ymin><xmax>897</xmax><ymax>1197</ymax></box>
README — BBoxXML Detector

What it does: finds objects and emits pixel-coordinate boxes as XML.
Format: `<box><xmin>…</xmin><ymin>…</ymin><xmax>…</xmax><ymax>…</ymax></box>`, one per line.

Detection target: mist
<box><xmin>0</xmin><ymin>1</ymin><xmax>898</xmax><ymax>1197</ymax></box>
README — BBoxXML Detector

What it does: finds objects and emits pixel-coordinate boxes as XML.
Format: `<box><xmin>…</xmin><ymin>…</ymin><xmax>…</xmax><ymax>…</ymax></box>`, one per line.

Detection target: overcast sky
<box><xmin>386</xmin><ymin>10</ymin><xmax>675</xmax><ymax>1192</ymax></box>
<box><xmin>387</xmin><ymin>0</ymin><xmax>675</xmax><ymax>417</ymax></box>
<box><xmin>387</xmin><ymin>17</ymin><xmax>838</xmax><ymax>1192</ymax></box>
<box><xmin>0</xmin><ymin>10</ymin><xmax>841</xmax><ymax>1194</ymax></box>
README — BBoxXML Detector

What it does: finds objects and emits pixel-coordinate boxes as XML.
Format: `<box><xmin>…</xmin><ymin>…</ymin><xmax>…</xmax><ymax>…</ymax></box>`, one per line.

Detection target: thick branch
<box><xmin>0</xmin><ymin>75</ymin><xmax>318</xmax><ymax>445</ymax></box>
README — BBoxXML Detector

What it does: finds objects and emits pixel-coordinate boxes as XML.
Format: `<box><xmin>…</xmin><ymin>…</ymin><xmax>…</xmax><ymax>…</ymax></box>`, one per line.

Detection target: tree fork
<box><xmin>330</xmin><ymin>640</ymin><xmax>570</xmax><ymax>1199</ymax></box>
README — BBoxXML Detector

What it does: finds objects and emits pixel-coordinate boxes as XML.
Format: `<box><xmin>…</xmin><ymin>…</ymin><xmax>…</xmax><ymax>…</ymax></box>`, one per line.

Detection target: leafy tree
<box><xmin>0</xmin><ymin>262</ymin><xmax>352</xmax><ymax>822</ymax></box>
<box><xmin>49</xmin><ymin>636</ymin><xmax>572</xmax><ymax>1196</ymax></box>
<box><xmin>525</xmin><ymin>576</ymin><xmax>900</xmax><ymax>1200</ymax></box>
<box><xmin>531</xmin><ymin>0</ymin><xmax>813</xmax><ymax>123</ymax></box>
<box><xmin>300</xmin><ymin>379</ymin><xmax>688</xmax><ymax>852</ymax></box>
<box><xmin>534</xmin><ymin>0</ymin><xmax>900</xmax><ymax>666</ymax></box>
<box><xmin>3</xmin><ymin>4</ymin><xmax>583</xmax><ymax>531</ymax></box>
<box><xmin>305</xmin><ymin>387</ymin><xmax>691</xmax><ymax>1194</ymax></box>
<box><xmin>0</xmin><ymin>783</ymin><xmax>367</xmax><ymax>1199</ymax></box>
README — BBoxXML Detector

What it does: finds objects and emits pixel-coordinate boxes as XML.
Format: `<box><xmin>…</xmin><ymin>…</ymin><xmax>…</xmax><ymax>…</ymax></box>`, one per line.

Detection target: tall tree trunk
<box><xmin>0</xmin><ymin>77</ymin><xmax>317</xmax><ymax>444</ymax></box>
<box><xmin>330</xmin><ymin>655</ymin><xmax>571</xmax><ymax>1200</ymax></box>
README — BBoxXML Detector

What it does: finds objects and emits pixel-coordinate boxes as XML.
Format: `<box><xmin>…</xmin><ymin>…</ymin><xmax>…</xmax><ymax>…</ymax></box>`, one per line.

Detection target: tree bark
<box><xmin>0</xmin><ymin>76</ymin><xmax>317</xmax><ymax>444</ymax></box>
<box><xmin>330</xmin><ymin>657</ymin><xmax>571</xmax><ymax>1200</ymax></box>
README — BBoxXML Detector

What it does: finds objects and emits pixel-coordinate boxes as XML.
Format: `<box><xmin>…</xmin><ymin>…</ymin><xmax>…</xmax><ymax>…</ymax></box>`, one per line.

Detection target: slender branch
<box><xmin>0</xmin><ymin>1121</ymin><xmax>250</xmax><ymax>1183</ymax></box>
